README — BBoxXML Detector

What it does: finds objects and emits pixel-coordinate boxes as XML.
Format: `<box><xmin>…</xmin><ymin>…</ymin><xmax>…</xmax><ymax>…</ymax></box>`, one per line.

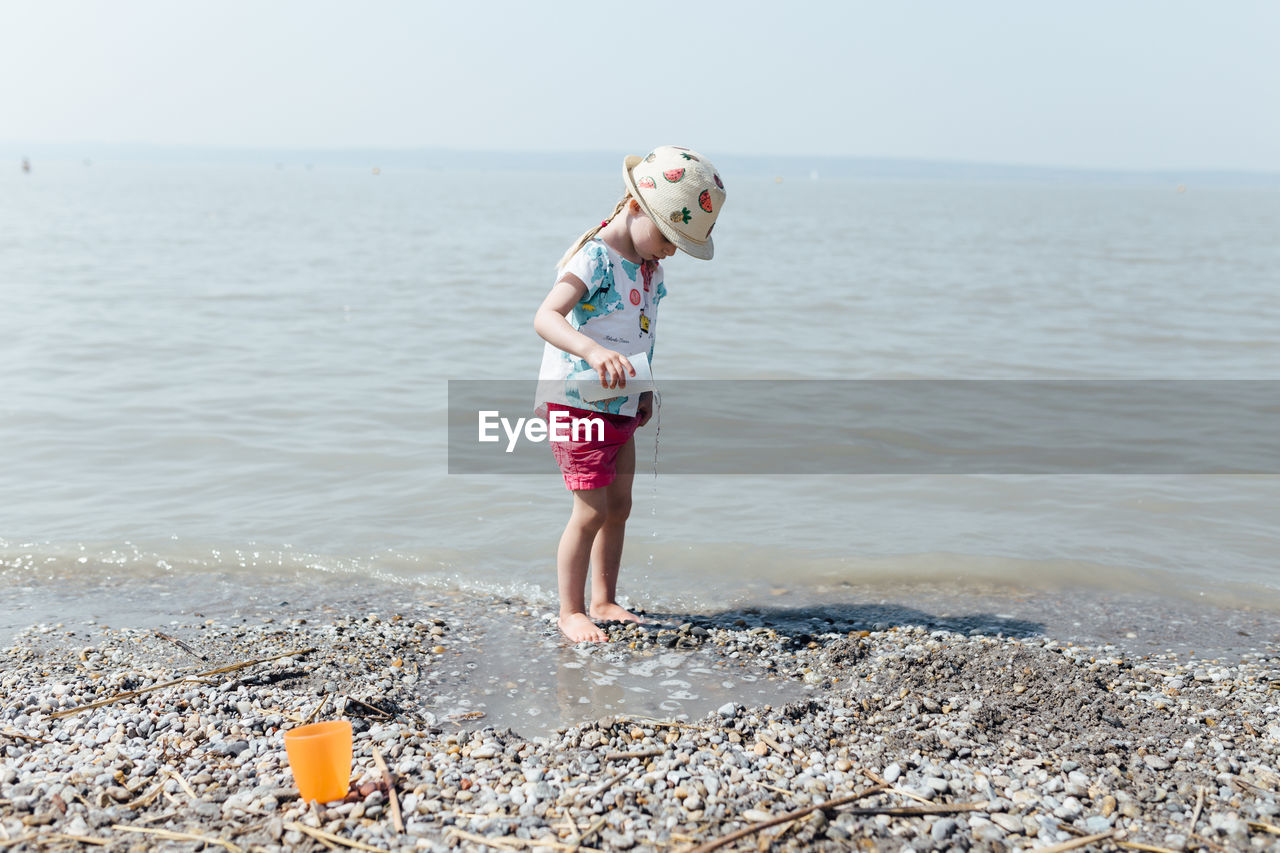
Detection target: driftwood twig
<box><xmin>344</xmin><ymin>696</ymin><xmax>392</xmax><ymax>720</ymax></box>
<box><xmin>1114</xmin><ymin>838</ymin><xmax>1183</xmax><ymax>853</ymax></box>
<box><xmin>864</xmin><ymin>768</ymin><xmax>934</xmax><ymax>805</ymax></box>
<box><xmin>446</xmin><ymin>827</ymin><xmax>605</xmax><ymax>852</ymax></box>
<box><xmin>112</xmin><ymin>824</ymin><xmax>245</xmax><ymax>853</ymax></box>
<box><xmin>304</xmin><ymin>694</ymin><xmax>330</xmax><ymax>725</ymax></box>
<box><xmin>1034</xmin><ymin>830</ymin><xmax>1116</xmax><ymax>853</ymax></box>
<box><xmin>1189</xmin><ymin>784</ymin><xmax>1206</xmax><ymax>834</ymax></box>
<box><xmin>50</xmin><ymin>648</ymin><xmax>315</xmax><ymax>719</ymax></box>
<box><xmin>686</xmin><ymin>784</ymin><xmax>890</xmax><ymax>853</ymax></box>
<box><xmin>371</xmin><ymin>747</ymin><xmax>403</xmax><ymax>833</ymax></box>
<box><xmin>165</xmin><ymin>768</ymin><xmax>199</xmax><ymax>801</ymax></box>
<box><xmin>46</xmin><ymin>833</ymin><xmax>111</xmax><ymax>847</ymax></box>
<box><xmin>572</xmin><ymin>767</ymin><xmax>629</xmax><ymax>808</ymax></box>
<box><xmin>614</xmin><ymin>716</ymin><xmax>714</xmax><ymax>732</ymax></box>
<box><xmin>603</xmin><ymin>748</ymin><xmax>665</xmax><ymax>761</ymax></box>
<box><xmin>284</xmin><ymin>822</ymin><xmax>397</xmax><ymax>853</ymax></box>
<box><xmin>154</xmin><ymin>630</ymin><xmax>207</xmax><ymax>661</ymax></box>
<box><xmin>0</xmin><ymin>729</ymin><xmax>51</xmax><ymax>744</ymax></box>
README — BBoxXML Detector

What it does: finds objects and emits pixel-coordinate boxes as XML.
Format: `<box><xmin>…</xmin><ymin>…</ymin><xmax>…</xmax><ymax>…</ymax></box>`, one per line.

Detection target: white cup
<box><xmin>571</xmin><ymin>351</ymin><xmax>655</xmax><ymax>403</ymax></box>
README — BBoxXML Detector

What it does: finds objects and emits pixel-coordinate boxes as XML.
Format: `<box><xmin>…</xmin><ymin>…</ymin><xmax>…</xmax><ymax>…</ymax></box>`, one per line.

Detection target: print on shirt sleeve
<box><xmin>569</xmin><ymin>243</ymin><xmax>623</xmax><ymax>328</ymax></box>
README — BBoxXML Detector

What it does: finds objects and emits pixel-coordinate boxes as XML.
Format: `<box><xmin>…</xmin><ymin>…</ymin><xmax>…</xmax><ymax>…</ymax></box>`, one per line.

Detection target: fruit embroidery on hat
<box><xmin>714</xmin><ymin>173</ymin><xmax>724</xmax><ymax>190</ymax></box>
<box><xmin>680</xmin><ymin>152</ymin><xmax>700</xmax><ymax>162</ymax></box>
<box><xmin>699</xmin><ymin>190</ymin><xmax>713</xmax><ymax>213</ymax></box>
<box><xmin>637</xmin><ymin>176</ymin><xmax>656</xmax><ymax>189</ymax></box>
<box><xmin>670</xmin><ymin>207</ymin><xmax>692</xmax><ymax>224</ymax></box>
<box><xmin>645</xmin><ymin>152</ymin><xmax>657</xmax><ymax>163</ymax></box>
<box><xmin>663</xmin><ymin>168</ymin><xmax>685</xmax><ymax>183</ymax></box>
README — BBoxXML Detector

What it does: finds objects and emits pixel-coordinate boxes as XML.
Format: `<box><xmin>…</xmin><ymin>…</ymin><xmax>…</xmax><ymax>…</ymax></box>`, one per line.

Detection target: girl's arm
<box><xmin>534</xmin><ymin>273</ymin><xmax>636</xmax><ymax>389</ymax></box>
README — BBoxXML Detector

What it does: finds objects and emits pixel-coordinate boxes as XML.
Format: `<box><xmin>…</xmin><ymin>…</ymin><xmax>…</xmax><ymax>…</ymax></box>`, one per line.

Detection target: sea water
<box><xmin>3</xmin><ymin>159</ymin><xmax>1280</xmax><ymax>644</ymax></box>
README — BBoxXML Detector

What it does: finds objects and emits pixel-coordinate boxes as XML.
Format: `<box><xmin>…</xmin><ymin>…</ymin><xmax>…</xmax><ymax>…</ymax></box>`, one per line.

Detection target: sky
<box><xmin>3</xmin><ymin>0</ymin><xmax>1278</xmax><ymax>172</ymax></box>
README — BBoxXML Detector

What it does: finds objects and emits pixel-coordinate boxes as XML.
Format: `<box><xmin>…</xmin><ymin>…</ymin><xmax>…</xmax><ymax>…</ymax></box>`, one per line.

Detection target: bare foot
<box><xmin>558</xmin><ymin>612</ymin><xmax>607</xmax><ymax>643</ymax></box>
<box><xmin>590</xmin><ymin>602</ymin><xmax>644</xmax><ymax>624</ymax></box>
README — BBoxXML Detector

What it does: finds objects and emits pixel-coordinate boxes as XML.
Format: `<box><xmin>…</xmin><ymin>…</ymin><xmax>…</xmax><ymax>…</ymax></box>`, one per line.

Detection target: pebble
<box><xmin>930</xmin><ymin>817</ymin><xmax>958</xmax><ymax>842</ymax></box>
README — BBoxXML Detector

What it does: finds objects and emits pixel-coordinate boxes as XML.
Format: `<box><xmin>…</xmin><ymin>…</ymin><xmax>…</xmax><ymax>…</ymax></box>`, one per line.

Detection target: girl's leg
<box><xmin>557</xmin><ymin>487</ymin><xmax>609</xmax><ymax>642</ymax></box>
<box><xmin>589</xmin><ymin>436</ymin><xmax>643</xmax><ymax>624</ymax></box>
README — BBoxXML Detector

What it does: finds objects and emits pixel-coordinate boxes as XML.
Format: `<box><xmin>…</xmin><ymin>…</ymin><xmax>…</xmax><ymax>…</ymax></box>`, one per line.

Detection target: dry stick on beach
<box><xmin>1114</xmin><ymin>840</ymin><xmax>1184</xmax><ymax>853</ymax></box>
<box><xmin>446</xmin><ymin>827</ymin><xmax>606</xmax><ymax>853</ymax></box>
<box><xmin>1251</xmin><ymin>820</ymin><xmax>1280</xmax><ymax>836</ymax></box>
<box><xmin>1188</xmin><ymin>784</ymin><xmax>1206</xmax><ymax>835</ymax></box>
<box><xmin>154</xmin><ymin>630</ymin><xmax>207</xmax><ymax>661</ymax></box>
<box><xmin>685</xmin><ymin>784</ymin><xmax>889</xmax><ymax>853</ymax></box>
<box><xmin>571</xmin><ymin>767</ymin><xmax>630</xmax><ymax>808</ymax></box>
<box><xmin>753</xmin><ymin>733</ymin><xmax>787</xmax><ymax>755</ymax></box>
<box><xmin>371</xmin><ymin>747</ymin><xmax>404</xmax><ymax>834</ymax></box>
<box><xmin>0</xmin><ymin>729</ymin><xmax>51</xmax><ymax>744</ymax></box>
<box><xmin>303</xmin><ymin>694</ymin><xmax>330</xmax><ymax>725</ymax></box>
<box><xmin>345</xmin><ymin>696</ymin><xmax>393</xmax><ymax>720</ymax></box>
<box><xmin>1189</xmin><ymin>832</ymin><xmax>1234</xmax><ymax>853</ymax></box>
<box><xmin>615</xmin><ymin>716</ymin><xmax>715</xmax><ymax>732</ymax></box>
<box><xmin>284</xmin><ymin>822</ymin><xmax>396</xmax><ymax>853</ymax></box>
<box><xmin>693</xmin><ymin>801</ymin><xmax>990</xmax><ymax>853</ymax></box>
<box><xmin>752</xmin><ymin>780</ymin><xmax>794</xmax><ymax>797</ymax></box>
<box><xmin>1033</xmin><ymin>831</ymin><xmax>1117</xmax><ymax>853</ymax></box>
<box><xmin>44</xmin><ymin>832</ymin><xmax>112</xmax><ymax>847</ymax></box>
<box><xmin>863</xmin><ymin>768</ymin><xmax>934</xmax><ymax>806</ymax></box>
<box><xmin>122</xmin><ymin>781</ymin><xmax>166</xmax><ymax>810</ymax></box>
<box><xmin>111</xmin><ymin>824</ymin><xmax>245</xmax><ymax>853</ymax></box>
<box><xmin>571</xmin><ymin>815</ymin><xmax>609</xmax><ymax>849</ymax></box>
<box><xmin>164</xmin><ymin>768</ymin><xmax>199</xmax><ymax>801</ymax></box>
<box><xmin>49</xmin><ymin>647</ymin><xmax>316</xmax><ymax>719</ymax></box>
<box><xmin>603</xmin><ymin>748</ymin><xmax>665</xmax><ymax>761</ymax></box>
<box><xmin>307</xmin><ymin>803</ymin><xmax>342</xmax><ymax>852</ymax></box>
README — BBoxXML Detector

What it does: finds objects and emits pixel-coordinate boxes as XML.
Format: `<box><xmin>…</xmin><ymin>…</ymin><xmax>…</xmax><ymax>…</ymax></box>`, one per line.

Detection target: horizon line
<box><xmin>4</xmin><ymin>140</ymin><xmax>1279</xmax><ymax>180</ymax></box>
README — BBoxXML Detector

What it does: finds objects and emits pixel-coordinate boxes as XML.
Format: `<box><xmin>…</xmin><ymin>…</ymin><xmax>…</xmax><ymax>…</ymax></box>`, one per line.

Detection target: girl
<box><xmin>534</xmin><ymin>146</ymin><xmax>726</xmax><ymax>643</ymax></box>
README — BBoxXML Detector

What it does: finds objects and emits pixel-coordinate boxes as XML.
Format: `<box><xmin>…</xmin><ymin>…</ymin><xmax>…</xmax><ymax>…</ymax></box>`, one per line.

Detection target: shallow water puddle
<box><xmin>419</xmin><ymin>612</ymin><xmax>811</xmax><ymax>737</ymax></box>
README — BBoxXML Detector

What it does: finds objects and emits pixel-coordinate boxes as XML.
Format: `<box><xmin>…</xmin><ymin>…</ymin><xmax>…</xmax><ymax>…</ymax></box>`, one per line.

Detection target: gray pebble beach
<box><xmin>3</xmin><ymin>586</ymin><xmax>1279</xmax><ymax>852</ymax></box>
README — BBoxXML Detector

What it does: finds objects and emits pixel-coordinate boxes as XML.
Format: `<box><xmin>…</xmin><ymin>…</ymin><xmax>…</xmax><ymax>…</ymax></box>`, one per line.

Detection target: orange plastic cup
<box><xmin>283</xmin><ymin>720</ymin><xmax>352</xmax><ymax>803</ymax></box>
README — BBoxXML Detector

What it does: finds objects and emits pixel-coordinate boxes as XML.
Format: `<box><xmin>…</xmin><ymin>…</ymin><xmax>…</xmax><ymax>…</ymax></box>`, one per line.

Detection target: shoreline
<box><xmin>6</xmin><ymin>568</ymin><xmax>1279</xmax><ymax>662</ymax></box>
<box><xmin>3</xmin><ymin>588</ymin><xmax>1279</xmax><ymax>851</ymax></box>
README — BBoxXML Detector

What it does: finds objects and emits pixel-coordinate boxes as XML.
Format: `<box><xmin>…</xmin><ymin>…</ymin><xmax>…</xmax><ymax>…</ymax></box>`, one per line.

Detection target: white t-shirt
<box><xmin>536</xmin><ymin>238</ymin><xmax>667</xmax><ymax>417</ymax></box>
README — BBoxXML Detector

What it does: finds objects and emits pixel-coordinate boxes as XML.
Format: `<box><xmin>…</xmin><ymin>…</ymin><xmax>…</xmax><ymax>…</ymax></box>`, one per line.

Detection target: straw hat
<box><xmin>623</xmin><ymin>146</ymin><xmax>725</xmax><ymax>260</ymax></box>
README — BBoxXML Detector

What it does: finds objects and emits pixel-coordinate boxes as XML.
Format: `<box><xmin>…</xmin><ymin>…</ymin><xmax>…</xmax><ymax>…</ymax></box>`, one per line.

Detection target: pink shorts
<box><xmin>545</xmin><ymin>403</ymin><xmax>640</xmax><ymax>491</ymax></box>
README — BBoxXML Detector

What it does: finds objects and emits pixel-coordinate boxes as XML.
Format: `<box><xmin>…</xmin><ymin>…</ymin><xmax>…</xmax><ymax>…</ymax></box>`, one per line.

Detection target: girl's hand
<box><xmin>637</xmin><ymin>391</ymin><xmax>655</xmax><ymax>426</ymax></box>
<box><xmin>585</xmin><ymin>347</ymin><xmax>634</xmax><ymax>389</ymax></box>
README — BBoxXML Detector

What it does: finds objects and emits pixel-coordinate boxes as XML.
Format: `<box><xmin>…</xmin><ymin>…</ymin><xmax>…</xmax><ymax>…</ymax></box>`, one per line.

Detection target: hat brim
<box><xmin>623</xmin><ymin>154</ymin><xmax>715</xmax><ymax>260</ymax></box>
